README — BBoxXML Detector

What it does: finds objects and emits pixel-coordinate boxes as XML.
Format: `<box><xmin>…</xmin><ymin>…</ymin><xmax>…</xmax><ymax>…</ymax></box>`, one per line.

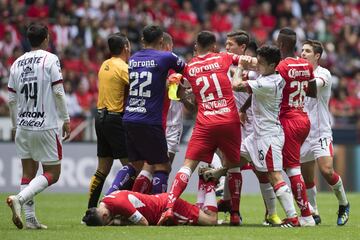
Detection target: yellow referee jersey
<box><xmin>97</xmin><ymin>57</ymin><xmax>129</xmax><ymax>113</ymax></box>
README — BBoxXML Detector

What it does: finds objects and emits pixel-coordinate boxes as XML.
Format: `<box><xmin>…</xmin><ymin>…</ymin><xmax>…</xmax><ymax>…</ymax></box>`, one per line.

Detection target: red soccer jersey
<box><xmin>102</xmin><ymin>191</ymin><xmax>167</xmax><ymax>225</ymax></box>
<box><xmin>183</xmin><ymin>52</ymin><xmax>240</xmax><ymax>126</ymax></box>
<box><xmin>276</xmin><ymin>57</ymin><xmax>315</xmax><ymax>118</ymax></box>
<box><xmin>101</xmin><ymin>190</ymin><xmax>199</xmax><ymax>225</ymax></box>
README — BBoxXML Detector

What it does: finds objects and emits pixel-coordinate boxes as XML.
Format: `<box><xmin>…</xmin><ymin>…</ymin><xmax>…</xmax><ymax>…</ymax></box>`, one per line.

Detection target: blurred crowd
<box><xmin>0</xmin><ymin>0</ymin><xmax>359</xmax><ymax>132</ymax></box>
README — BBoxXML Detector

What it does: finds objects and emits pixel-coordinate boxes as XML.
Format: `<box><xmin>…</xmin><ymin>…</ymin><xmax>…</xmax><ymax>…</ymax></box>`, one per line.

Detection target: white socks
<box><xmin>275</xmin><ymin>183</ymin><xmax>297</xmax><ymax>218</ymax></box>
<box><xmin>331</xmin><ymin>177</ymin><xmax>348</xmax><ymax>206</ymax></box>
<box><xmin>17</xmin><ymin>175</ymin><xmax>49</xmax><ymax>205</ymax></box>
<box><xmin>20</xmin><ymin>184</ymin><xmax>36</xmax><ymax>220</ymax></box>
<box><xmin>306</xmin><ymin>186</ymin><xmax>318</xmax><ymax>215</ymax></box>
<box><xmin>260</xmin><ymin>183</ymin><xmax>277</xmax><ymax>216</ymax></box>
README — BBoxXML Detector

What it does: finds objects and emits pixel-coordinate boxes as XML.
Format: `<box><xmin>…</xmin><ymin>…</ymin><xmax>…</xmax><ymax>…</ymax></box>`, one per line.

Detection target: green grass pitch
<box><xmin>0</xmin><ymin>193</ymin><xmax>359</xmax><ymax>240</ymax></box>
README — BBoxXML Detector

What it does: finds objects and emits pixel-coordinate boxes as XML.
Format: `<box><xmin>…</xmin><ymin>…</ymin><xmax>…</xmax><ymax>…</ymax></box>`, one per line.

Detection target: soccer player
<box><xmin>82</xmin><ymin>180</ymin><xmax>218</xmax><ymax>226</ymax></box>
<box><xmin>87</xmin><ymin>33</ymin><xmax>134</xmax><ymax>209</ymax></box>
<box><xmin>216</xmin><ymin>31</ymin><xmax>281</xmax><ymax>225</ymax></box>
<box><xmin>154</xmin><ymin>32</ymin><xmax>185</xmax><ymax>193</ymax></box>
<box><xmin>276</xmin><ymin>28</ymin><xmax>317</xmax><ymax>226</ymax></box>
<box><xmin>123</xmin><ymin>25</ymin><xmax>185</xmax><ymax>194</ymax></box>
<box><xmin>6</xmin><ymin>23</ymin><xmax>71</xmax><ymax>229</ymax></box>
<box><xmin>300</xmin><ymin>39</ymin><xmax>350</xmax><ymax>225</ymax></box>
<box><xmin>158</xmin><ymin>31</ymin><xmax>243</xmax><ymax>226</ymax></box>
<box><xmin>233</xmin><ymin>45</ymin><xmax>301</xmax><ymax>227</ymax></box>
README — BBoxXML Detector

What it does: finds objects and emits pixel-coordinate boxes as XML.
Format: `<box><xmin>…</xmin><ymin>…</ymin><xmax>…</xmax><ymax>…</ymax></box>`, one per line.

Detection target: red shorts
<box><xmin>281</xmin><ymin>114</ymin><xmax>310</xmax><ymax>169</ymax></box>
<box><xmin>173</xmin><ymin>198</ymin><xmax>200</xmax><ymax>225</ymax></box>
<box><xmin>186</xmin><ymin>123</ymin><xmax>241</xmax><ymax>164</ymax></box>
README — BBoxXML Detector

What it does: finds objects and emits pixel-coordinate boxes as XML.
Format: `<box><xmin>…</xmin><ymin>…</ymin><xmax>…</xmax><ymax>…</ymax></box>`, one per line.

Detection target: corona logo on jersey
<box><xmin>128</xmin><ymin>59</ymin><xmax>157</xmax><ymax>69</ymax></box>
<box><xmin>288</xmin><ymin>68</ymin><xmax>311</xmax><ymax>79</ymax></box>
<box><xmin>188</xmin><ymin>62</ymin><xmax>220</xmax><ymax>77</ymax></box>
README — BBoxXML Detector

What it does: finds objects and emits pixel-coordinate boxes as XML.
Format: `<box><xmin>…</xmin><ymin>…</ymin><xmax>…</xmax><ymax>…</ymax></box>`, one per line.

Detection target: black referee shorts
<box><xmin>95</xmin><ymin>112</ymin><xmax>127</xmax><ymax>159</ymax></box>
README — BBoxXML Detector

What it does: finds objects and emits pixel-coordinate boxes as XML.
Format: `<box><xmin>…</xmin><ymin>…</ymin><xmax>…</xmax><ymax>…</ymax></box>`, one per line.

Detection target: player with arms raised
<box><xmin>158</xmin><ymin>31</ymin><xmax>243</xmax><ymax>226</ymax></box>
<box><xmin>300</xmin><ymin>40</ymin><xmax>350</xmax><ymax>225</ymax></box>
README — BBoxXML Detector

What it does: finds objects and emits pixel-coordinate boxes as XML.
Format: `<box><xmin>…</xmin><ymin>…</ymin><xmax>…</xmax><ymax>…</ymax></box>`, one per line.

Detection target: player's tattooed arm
<box><xmin>178</xmin><ymin>85</ymin><xmax>197</xmax><ymax>113</ymax></box>
<box><xmin>232</xmin><ymin>66</ymin><xmax>249</xmax><ymax>92</ymax></box>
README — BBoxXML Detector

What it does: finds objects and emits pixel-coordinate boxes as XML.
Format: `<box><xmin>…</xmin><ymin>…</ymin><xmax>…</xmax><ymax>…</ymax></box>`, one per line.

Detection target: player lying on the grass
<box><xmin>82</xmin><ymin>177</ymin><xmax>218</xmax><ymax>226</ymax></box>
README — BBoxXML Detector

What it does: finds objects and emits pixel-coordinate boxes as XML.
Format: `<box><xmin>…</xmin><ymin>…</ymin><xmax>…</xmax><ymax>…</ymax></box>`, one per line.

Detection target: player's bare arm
<box><xmin>232</xmin><ymin>66</ymin><xmax>249</xmax><ymax>92</ymax></box>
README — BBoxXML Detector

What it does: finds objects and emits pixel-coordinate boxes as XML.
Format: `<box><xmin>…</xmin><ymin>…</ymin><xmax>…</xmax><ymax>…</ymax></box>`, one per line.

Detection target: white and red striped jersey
<box><xmin>304</xmin><ymin>66</ymin><xmax>332</xmax><ymax>139</ymax></box>
<box><xmin>8</xmin><ymin>50</ymin><xmax>63</xmax><ymax>130</ymax></box>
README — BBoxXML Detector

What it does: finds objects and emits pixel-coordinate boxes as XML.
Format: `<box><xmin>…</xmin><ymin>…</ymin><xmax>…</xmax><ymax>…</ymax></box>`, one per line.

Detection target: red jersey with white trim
<box><xmin>8</xmin><ymin>49</ymin><xmax>63</xmax><ymax>130</ymax></box>
<box><xmin>183</xmin><ymin>52</ymin><xmax>240</xmax><ymax>126</ymax></box>
<box><xmin>101</xmin><ymin>190</ymin><xmax>199</xmax><ymax>225</ymax></box>
<box><xmin>276</xmin><ymin>57</ymin><xmax>315</xmax><ymax>119</ymax></box>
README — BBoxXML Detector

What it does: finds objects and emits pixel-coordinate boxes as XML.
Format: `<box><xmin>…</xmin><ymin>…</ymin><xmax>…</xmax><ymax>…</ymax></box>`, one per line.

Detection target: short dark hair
<box><xmin>227</xmin><ymin>30</ymin><xmax>249</xmax><ymax>47</ymax></box>
<box><xmin>142</xmin><ymin>25</ymin><xmax>163</xmax><ymax>44</ymax></box>
<box><xmin>303</xmin><ymin>39</ymin><xmax>323</xmax><ymax>58</ymax></box>
<box><xmin>247</xmin><ymin>40</ymin><xmax>258</xmax><ymax>54</ymax></box>
<box><xmin>278</xmin><ymin>27</ymin><xmax>297</xmax><ymax>50</ymax></box>
<box><xmin>163</xmin><ymin>32</ymin><xmax>173</xmax><ymax>46</ymax></box>
<box><xmin>107</xmin><ymin>33</ymin><xmax>129</xmax><ymax>55</ymax></box>
<box><xmin>27</xmin><ymin>23</ymin><xmax>48</xmax><ymax>48</ymax></box>
<box><xmin>196</xmin><ymin>31</ymin><xmax>216</xmax><ymax>49</ymax></box>
<box><xmin>257</xmin><ymin>45</ymin><xmax>281</xmax><ymax>67</ymax></box>
<box><xmin>82</xmin><ymin>208</ymin><xmax>104</xmax><ymax>227</ymax></box>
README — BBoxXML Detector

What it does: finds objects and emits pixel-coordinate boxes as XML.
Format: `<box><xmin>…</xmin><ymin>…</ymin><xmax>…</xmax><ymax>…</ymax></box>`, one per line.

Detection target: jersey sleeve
<box><xmin>168</xmin><ymin>52</ymin><xmax>185</xmax><ymax>73</ymax></box>
<box><xmin>315</xmin><ymin>69</ymin><xmax>331</xmax><ymax>88</ymax></box>
<box><xmin>50</xmin><ymin>56</ymin><xmax>64</xmax><ymax>86</ymax></box>
<box><xmin>308</xmin><ymin>62</ymin><xmax>315</xmax><ymax>82</ymax></box>
<box><xmin>247</xmin><ymin>78</ymin><xmax>275</xmax><ymax>97</ymax></box>
<box><xmin>7</xmin><ymin>65</ymin><xmax>16</xmax><ymax>93</ymax></box>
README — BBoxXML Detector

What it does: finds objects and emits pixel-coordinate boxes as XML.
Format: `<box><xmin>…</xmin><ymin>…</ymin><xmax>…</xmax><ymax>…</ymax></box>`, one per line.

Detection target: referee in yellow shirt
<box><xmin>87</xmin><ymin>33</ymin><xmax>134</xmax><ymax>209</ymax></box>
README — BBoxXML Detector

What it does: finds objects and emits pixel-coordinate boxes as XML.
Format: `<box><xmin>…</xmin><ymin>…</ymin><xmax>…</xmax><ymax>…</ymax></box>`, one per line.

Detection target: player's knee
<box><xmin>319</xmin><ymin>165</ymin><xmax>334</xmax><ymax>179</ymax></box>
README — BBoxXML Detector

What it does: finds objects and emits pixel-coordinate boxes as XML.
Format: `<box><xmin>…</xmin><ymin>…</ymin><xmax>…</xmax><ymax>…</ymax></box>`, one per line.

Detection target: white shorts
<box><xmin>300</xmin><ymin>136</ymin><xmax>333</xmax><ymax>163</ymax></box>
<box><xmin>241</xmin><ymin>123</ymin><xmax>253</xmax><ymax>143</ymax></box>
<box><xmin>166</xmin><ymin>124</ymin><xmax>183</xmax><ymax>154</ymax></box>
<box><xmin>15</xmin><ymin>128</ymin><xmax>62</xmax><ymax>165</ymax></box>
<box><xmin>241</xmin><ymin>133</ymin><xmax>284</xmax><ymax>172</ymax></box>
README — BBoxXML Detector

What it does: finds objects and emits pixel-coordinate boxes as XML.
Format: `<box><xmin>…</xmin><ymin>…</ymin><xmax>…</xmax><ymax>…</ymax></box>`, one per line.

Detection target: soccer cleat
<box><xmin>274</xmin><ymin>217</ymin><xmax>300</xmax><ymax>228</ymax></box>
<box><xmin>337</xmin><ymin>203</ymin><xmax>350</xmax><ymax>226</ymax></box>
<box><xmin>25</xmin><ymin>217</ymin><xmax>48</xmax><ymax>229</ymax></box>
<box><xmin>217</xmin><ymin>199</ymin><xmax>231</xmax><ymax>213</ymax></box>
<box><xmin>312</xmin><ymin>214</ymin><xmax>321</xmax><ymax>225</ymax></box>
<box><xmin>299</xmin><ymin>215</ymin><xmax>316</xmax><ymax>227</ymax></box>
<box><xmin>6</xmin><ymin>195</ymin><xmax>23</xmax><ymax>229</ymax></box>
<box><xmin>230</xmin><ymin>211</ymin><xmax>242</xmax><ymax>226</ymax></box>
<box><xmin>202</xmin><ymin>167</ymin><xmax>228</xmax><ymax>182</ymax></box>
<box><xmin>157</xmin><ymin>208</ymin><xmax>176</xmax><ymax>226</ymax></box>
<box><xmin>263</xmin><ymin>214</ymin><xmax>282</xmax><ymax>226</ymax></box>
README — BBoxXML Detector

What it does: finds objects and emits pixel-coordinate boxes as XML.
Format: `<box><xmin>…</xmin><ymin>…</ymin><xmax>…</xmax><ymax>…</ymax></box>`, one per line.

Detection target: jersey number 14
<box><xmin>20</xmin><ymin>82</ymin><xmax>38</xmax><ymax>108</ymax></box>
